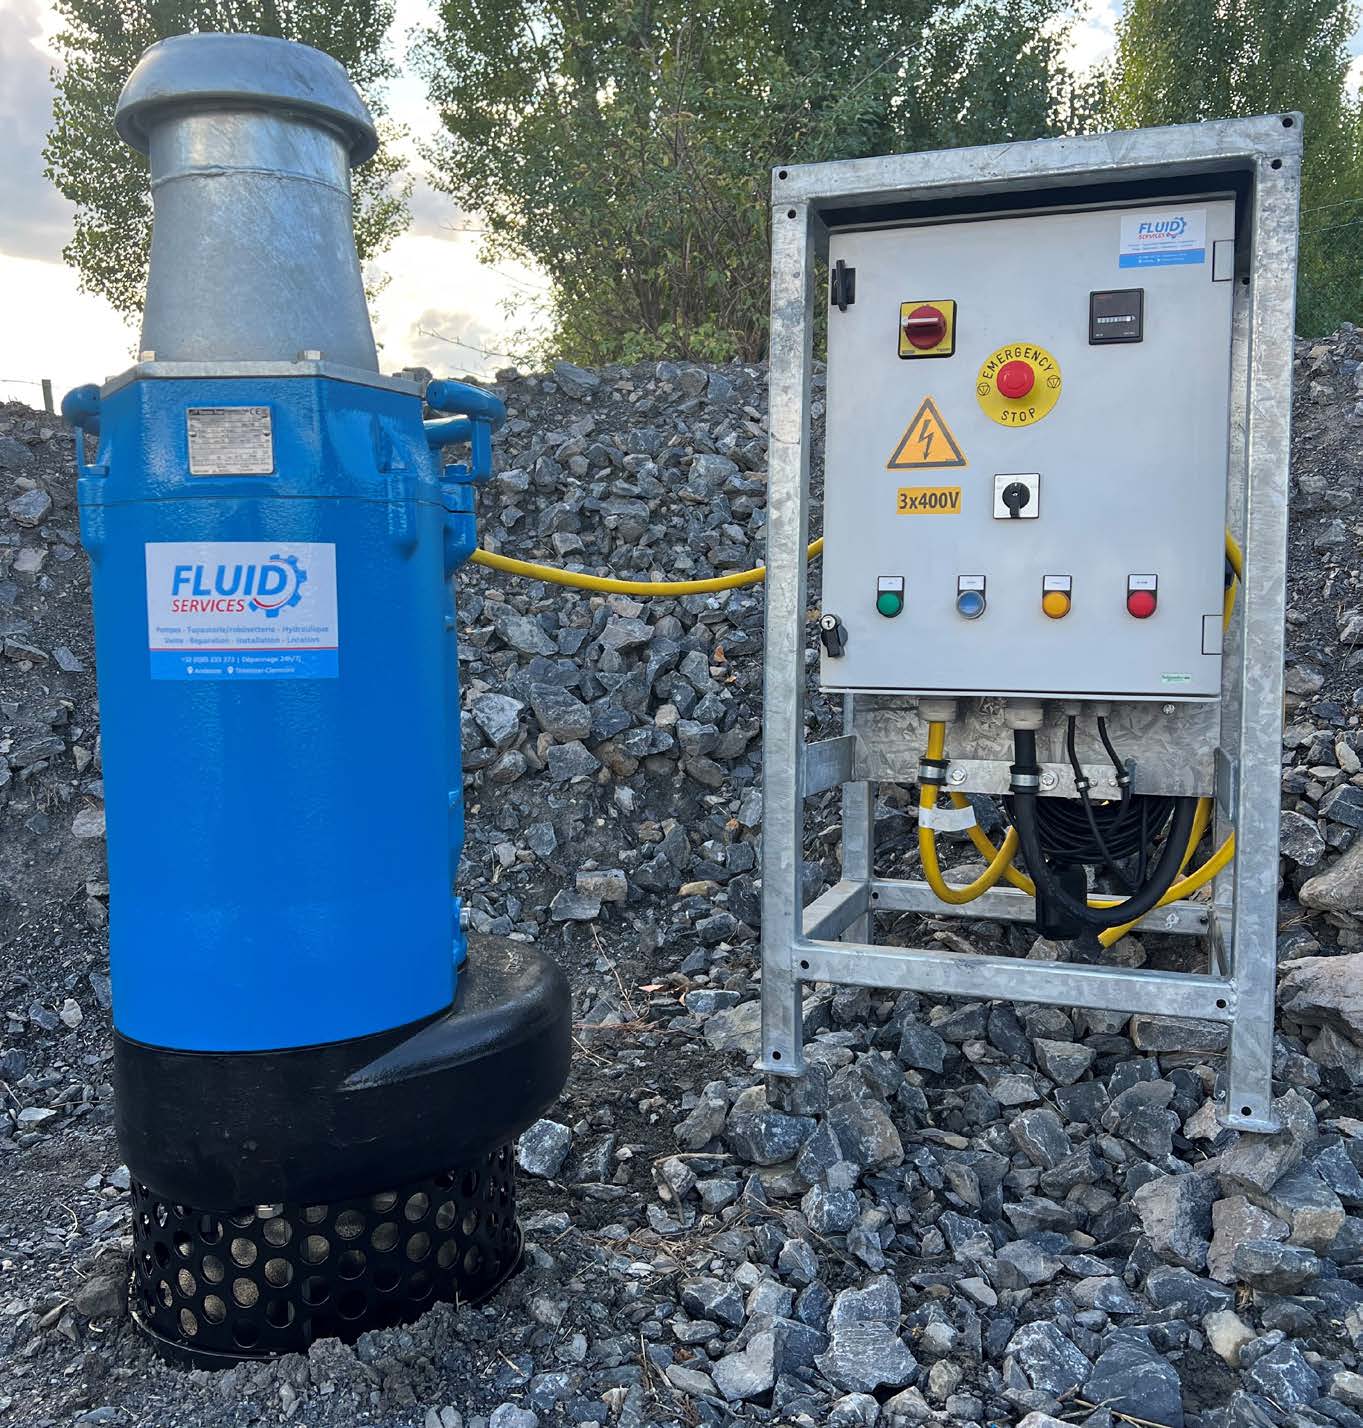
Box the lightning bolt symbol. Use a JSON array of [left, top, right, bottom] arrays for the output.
[[919, 421, 935, 460]]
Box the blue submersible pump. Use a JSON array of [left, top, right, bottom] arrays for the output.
[[62, 32, 570, 1365]]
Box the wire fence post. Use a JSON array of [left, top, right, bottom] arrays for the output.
[[41, 379, 53, 415]]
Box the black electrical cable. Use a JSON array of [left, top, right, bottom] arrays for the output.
[[1010, 728, 1199, 931], [1067, 715, 1134, 892], [1097, 716, 1130, 795]]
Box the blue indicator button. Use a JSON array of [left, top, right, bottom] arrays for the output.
[[956, 588, 986, 620]]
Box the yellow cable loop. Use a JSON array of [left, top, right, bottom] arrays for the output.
[[470, 539, 824, 596], [918, 721, 1022, 903]]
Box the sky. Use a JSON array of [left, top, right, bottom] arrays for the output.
[[0, 0, 1359, 408]]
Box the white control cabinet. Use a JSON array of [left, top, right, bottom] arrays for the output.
[[820, 200, 1236, 699]]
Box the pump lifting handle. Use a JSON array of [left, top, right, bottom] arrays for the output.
[[424, 378, 507, 483]]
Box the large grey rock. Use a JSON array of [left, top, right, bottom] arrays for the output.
[[1003, 1321, 1091, 1398], [528, 683, 591, 740], [74, 1273, 125, 1319], [681, 1278, 745, 1329], [1279, 953, 1363, 1042], [1202, 1308, 1255, 1367], [1298, 841, 1363, 912], [1084, 1336, 1184, 1428], [516, 1119, 571, 1178], [815, 1279, 917, 1394], [1248, 1159, 1346, 1250], [1308, 1024, 1363, 1078], [1217, 1090, 1317, 1195], [0, 435, 34, 468], [469, 692, 525, 748], [1132, 1171, 1218, 1271], [6, 487, 51, 527], [1008, 1108, 1070, 1170], [1242, 1339, 1322, 1411], [1231, 1239, 1321, 1292], [802, 1182, 858, 1235], [674, 1092, 727, 1151], [1279, 810, 1327, 868], [1310, 1140, 1363, 1207], [486, 605, 557, 655], [711, 1330, 777, 1401], [897, 1020, 947, 1073], [1033, 1037, 1095, 1085], [995, 1239, 1061, 1286], [549, 888, 599, 922], [551, 360, 600, 397], [1128, 1014, 1228, 1053], [826, 1096, 904, 1170], [702, 1000, 763, 1055], [724, 1086, 815, 1166], [1207, 1195, 1289, 1283]]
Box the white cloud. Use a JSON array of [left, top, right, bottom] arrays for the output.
[[1063, 0, 1119, 74], [0, 0, 78, 262]]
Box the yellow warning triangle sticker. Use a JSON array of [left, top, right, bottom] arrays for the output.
[[886, 396, 967, 470]]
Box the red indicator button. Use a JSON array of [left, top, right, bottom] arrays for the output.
[[903, 304, 947, 350], [1127, 588, 1158, 619], [996, 359, 1035, 400]]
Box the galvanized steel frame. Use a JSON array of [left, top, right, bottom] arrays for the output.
[[759, 116, 1302, 1131]]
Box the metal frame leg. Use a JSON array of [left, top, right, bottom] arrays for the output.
[[758, 200, 816, 1076], [1224, 149, 1300, 1132]]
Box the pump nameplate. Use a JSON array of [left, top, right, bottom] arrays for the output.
[[187, 406, 274, 476]]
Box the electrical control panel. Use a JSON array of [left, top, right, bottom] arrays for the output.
[[820, 200, 1236, 699]]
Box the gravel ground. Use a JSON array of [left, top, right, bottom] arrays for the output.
[[2, 334, 1363, 1428]]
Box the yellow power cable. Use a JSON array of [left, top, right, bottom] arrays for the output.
[[470, 539, 824, 596], [918, 722, 1022, 903]]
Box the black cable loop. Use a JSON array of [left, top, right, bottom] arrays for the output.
[[1010, 728, 1198, 932]]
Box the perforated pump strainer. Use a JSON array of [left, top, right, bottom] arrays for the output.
[[128, 1144, 519, 1365]]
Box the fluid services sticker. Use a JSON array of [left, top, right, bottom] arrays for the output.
[[144, 541, 339, 680], [1119, 209, 1206, 268]]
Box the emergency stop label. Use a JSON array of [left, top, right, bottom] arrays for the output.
[[1119, 209, 1206, 268], [144, 542, 339, 680]]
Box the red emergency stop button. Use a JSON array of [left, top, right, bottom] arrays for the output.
[[996, 360, 1035, 400], [903, 305, 947, 350]]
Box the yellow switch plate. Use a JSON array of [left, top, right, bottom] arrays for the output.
[[898, 299, 956, 359]]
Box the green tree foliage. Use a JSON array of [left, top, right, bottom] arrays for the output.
[[1107, 0, 1363, 336], [413, 1, 1095, 364], [44, 1, 409, 318]]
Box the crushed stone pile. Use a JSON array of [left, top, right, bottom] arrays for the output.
[[2, 332, 1363, 1427]]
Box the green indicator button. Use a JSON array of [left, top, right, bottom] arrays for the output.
[[876, 590, 904, 618]]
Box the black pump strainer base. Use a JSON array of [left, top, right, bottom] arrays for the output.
[[128, 1144, 520, 1367]]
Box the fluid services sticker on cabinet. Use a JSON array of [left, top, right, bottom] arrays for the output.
[[1118, 208, 1206, 268], [144, 542, 339, 680]]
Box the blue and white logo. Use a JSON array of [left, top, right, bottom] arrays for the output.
[[1120, 208, 1207, 268], [147, 541, 338, 681]]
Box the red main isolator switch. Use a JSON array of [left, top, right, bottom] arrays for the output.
[[897, 300, 956, 358], [903, 305, 947, 349], [1126, 575, 1158, 618]]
